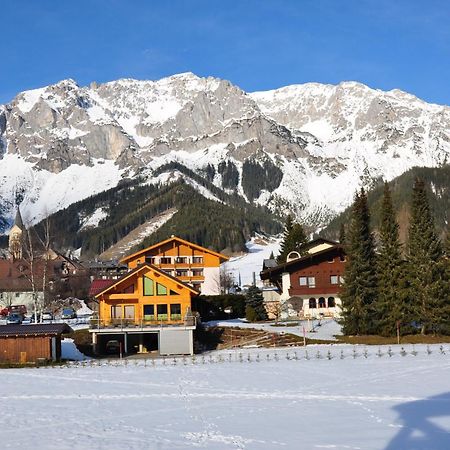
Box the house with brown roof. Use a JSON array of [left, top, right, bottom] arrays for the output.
[[120, 235, 229, 295], [260, 239, 346, 319]]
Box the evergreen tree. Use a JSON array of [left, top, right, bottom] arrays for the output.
[[375, 183, 410, 336], [340, 188, 378, 335], [339, 223, 346, 245], [407, 178, 444, 334], [277, 215, 294, 263], [245, 285, 267, 322], [277, 216, 308, 263], [269, 251, 275, 260]]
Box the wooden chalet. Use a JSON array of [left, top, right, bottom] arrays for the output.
[[119, 235, 229, 295], [260, 239, 346, 319], [91, 263, 199, 356]]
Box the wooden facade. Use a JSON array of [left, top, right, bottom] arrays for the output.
[[287, 248, 346, 297], [260, 242, 346, 318], [119, 236, 228, 295], [0, 324, 72, 363], [95, 263, 199, 326]]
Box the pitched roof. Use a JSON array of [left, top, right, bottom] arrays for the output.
[[95, 263, 200, 298], [120, 236, 229, 264], [89, 279, 115, 297], [14, 208, 24, 230], [0, 259, 47, 292], [260, 244, 345, 280], [300, 237, 339, 252], [0, 323, 72, 337]]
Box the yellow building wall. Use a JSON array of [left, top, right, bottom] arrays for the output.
[[98, 266, 193, 325]]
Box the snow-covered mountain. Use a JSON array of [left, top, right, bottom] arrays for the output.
[[1, 73, 449, 230]]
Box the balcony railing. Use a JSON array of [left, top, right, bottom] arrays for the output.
[[89, 316, 197, 331]]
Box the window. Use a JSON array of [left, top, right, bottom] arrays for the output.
[[340, 255, 346, 262], [143, 276, 154, 296], [15, 292, 20, 298], [300, 276, 315, 287], [327, 257, 334, 263], [111, 305, 122, 319], [146, 257, 155, 264], [175, 269, 188, 277], [328, 297, 336, 308], [170, 303, 182, 320], [169, 289, 180, 296], [157, 304, 168, 320], [192, 256, 203, 264], [339, 275, 345, 284], [192, 269, 203, 277], [309, 298, 317, 309], [160, 257, 171, 264], [318, 297, 326, 308], [175, 257, 188, 264], [143, 305, 154, 320], [124, 305, 135, 319], [330, 275, 339, 285], [156, 283, 167, 295]]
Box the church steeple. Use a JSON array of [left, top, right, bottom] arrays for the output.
[[9, 207, 24, 261], [14, 208, 24, 230]]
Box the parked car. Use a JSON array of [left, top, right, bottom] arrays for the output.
[[105, 340, 121, 354], [1, 305, 27, 317], [61, 308, 77, 320], [42, 312, 54, 321], [6, 313, 23, 324]]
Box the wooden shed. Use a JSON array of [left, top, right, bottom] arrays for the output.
[[0, 323, 73, 364]]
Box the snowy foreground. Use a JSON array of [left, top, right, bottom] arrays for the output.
[[2, 345, 450, 449]]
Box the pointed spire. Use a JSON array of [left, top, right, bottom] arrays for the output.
[[14, 208, 24, 230]]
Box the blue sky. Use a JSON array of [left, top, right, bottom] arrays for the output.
[[1, 0, 450, 104]]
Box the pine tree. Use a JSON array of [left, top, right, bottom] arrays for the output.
[[339, 223, 346, 245], [340, 188, 378, 335], [375, 183, 410, 336], [277, 215, 294, 263], [407, 178, 444, 334], [277, 216, 308, 263], [245, 285, 267, 321]]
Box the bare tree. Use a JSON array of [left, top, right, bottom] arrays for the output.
[[22, 216, 53, 322], [35, 216, 52, 317], [23, 227, 39, 323], [219, 266, 235, 294]]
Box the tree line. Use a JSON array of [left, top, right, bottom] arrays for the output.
[[340, 179, 449, 336]]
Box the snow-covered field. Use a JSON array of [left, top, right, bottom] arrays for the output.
[[2, 344, 450, 449]]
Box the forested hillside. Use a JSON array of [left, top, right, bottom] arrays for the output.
[[34, 166, 282, 258], [321, 165, 450, 243]]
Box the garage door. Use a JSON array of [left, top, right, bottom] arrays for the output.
[[159, 329, 193, 356]]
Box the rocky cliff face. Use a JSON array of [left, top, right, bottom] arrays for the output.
[[0, 73, 449, 230]]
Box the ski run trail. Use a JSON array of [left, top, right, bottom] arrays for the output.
[[1, 344, 450, 450]]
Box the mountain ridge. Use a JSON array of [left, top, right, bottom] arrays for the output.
[[1, 72, 449, 237]]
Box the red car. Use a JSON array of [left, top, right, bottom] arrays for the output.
[[0, 305, 27, 317]]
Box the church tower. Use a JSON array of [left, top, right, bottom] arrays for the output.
[[9, 208, 24, 260]]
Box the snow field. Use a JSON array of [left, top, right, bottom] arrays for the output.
[[2, 344, 450, 449]]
